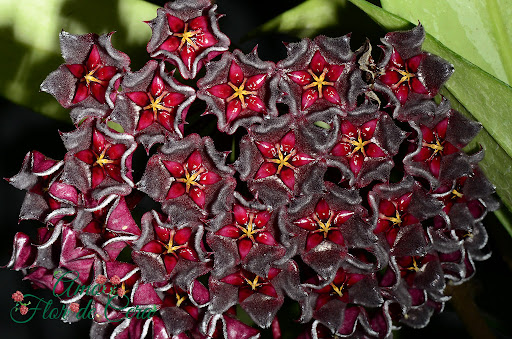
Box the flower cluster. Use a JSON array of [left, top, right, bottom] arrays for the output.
[[5, 0, 497, 338]]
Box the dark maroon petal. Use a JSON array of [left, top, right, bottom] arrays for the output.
[[259, 285, 278, 298], [96, 66, 117, 81], [295, 217, 317, 231], [326, 64, 344, 82], [157, 111, 174, 131], [200, 171, 221, 185], [331, 142, 352, 157], [141, 240, 165, 254], [179, 248, 199, 261], [323, 86, 340, 104], [160, 36, 180, 53], [341, 120, 357, 138], [167, 14, 185, 32], [361, 120, 377, 139], [90, 83, 107, 104], [222, 272, 245, 286], [290, 152, 313, 166], [73, 83, 89, 103], [256, 141, 277, 158], [151, 74, 166, 97], [306, 233, 323, 252], [164, 255, 178, 274], [254, 210, 271, 227], [280, 132, 295, 152], [279, 167, 295, 189], [366, 143, 386, 157], [246, 95, 266, 113], [327, 230, 344, 246], [106, 144, 126, 160], [163, 92, 185, 106], [350, 153, 364, 174], [186, 151, 203, 172], [315, 199, 330, 219]]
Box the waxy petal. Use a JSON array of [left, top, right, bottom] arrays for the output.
[[255, 232, 277, 245], [75, 149, 95, 164], [295, 217, 317, 231], [186, 151, 203, 172], [137, 110, 155, 131], [246, 95, 266, 113], [91, 166, 105, 188], [208, 84, 233, 99], [350, 153, 364, 175], [163, 161, 185, 178], [229, 61, 244, 87], [189, 187, 206, 208], [310, 50, 327, 74], [226, 98, 242, 122], [86, 45, 102, 70], [217, 225, 241, 239], [306, 233, 324, 252], [301, 88, 318, 110], [167, 182, 186, 199], [331, 142, 352, 157], [341, 121, 357, 138], [73, 83, 89, 103], [127, 91, 150, 107], [280, 167, 295, 189], [291, 152, 314, 166], [151, 74, 166, 97], [254, 210, 271, 227], [366, 143, 386, 158], [238, 239, 253, 259], [280, 132, 296, 152], [246, 74, 267, 90], [66, 64, 86, 78], [200, 171, 221, 185], [234, 205, 248, 225], [167, 14, 185, 33], [327, 64, 344, 82], [107, 144, 126, 160], [141, 240, 165, 254], [160, 36, 180, 53], [327, 230, 344, 246], [255, 162, 277, 179], [96, 66, 117, 81], [333, 211, 354, 225], [104, 164, 123, 182], [90, 82, 107, 103], [315, 200, 331, 220], [361, 120, 377, 140], [323, 86, 340, 104], [163, 92, 185, 106], [157, 110, 174, 131], [288, 70, 312, 86], [256, 141, 277, 158]]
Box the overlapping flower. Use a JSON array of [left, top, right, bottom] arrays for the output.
[[5, 1, 498, 338]]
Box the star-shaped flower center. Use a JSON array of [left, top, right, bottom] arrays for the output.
[[303, 68, 334, 98], [406, 257, 421, 272], [344, 130, 371, 157], [451, 189, 463, 199], [330, 281, 346, 297], [143, 91, 171, 118], [244, 275, 263, 291], [393, 68, 415, 89], [383, 210, 402, 227], [423, 135, 444, 159], [236, 213, 263, 242], [176, 166, 205, 193], [164, 231, 187, 255], [175, 291, 187, 307], [313, 212, 336, 238], [226, 78, 257, 108], [266, 145, 296, 174], [174, 23, 201, 51], [94, 149, 115, 167], [83, 65, 105, 86]]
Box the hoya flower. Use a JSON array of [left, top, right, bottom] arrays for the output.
[[110, 61, 196, 149], [328, 109, 407, 188], [277, 35, 354, 113], [138, 134, 235, 213], [41, 31, 130, 116], [198, 49, 276, 133], [60, 118, 136, 198], [377, 25, 453, 105], [146, 0, 230, 79]]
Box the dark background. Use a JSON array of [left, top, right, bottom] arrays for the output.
[[1, 0, 512, 338]]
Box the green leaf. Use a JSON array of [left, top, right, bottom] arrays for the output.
[[253, 0, 346, 39], [348, 0, 512, 161], [107, 121, 125, 134], [0, 0, 158, 122], [441, 87, 512, 236], [381, 0, 512, 85]]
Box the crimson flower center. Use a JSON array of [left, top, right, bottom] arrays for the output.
[[303, 68, 334, 98], [343, 130, 371, 157], [174, 23, 201, 50], [266, 145, 296, 174], [176, 166, 205, 193], [143, 91, 171, 118], [227, 78, 257, 108]]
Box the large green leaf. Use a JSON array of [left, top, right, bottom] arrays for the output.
[[0, 0, 158, 122], [381, 0, 512, 85]]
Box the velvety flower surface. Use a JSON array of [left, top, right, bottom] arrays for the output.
[[6, 2, 498, 339]]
